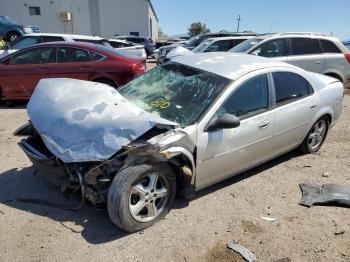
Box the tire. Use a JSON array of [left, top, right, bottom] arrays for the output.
[[299, 116, 329, 154], [107, 164, 176, 232], [7, 32, 21, 42], [94, 79, 116, 88]]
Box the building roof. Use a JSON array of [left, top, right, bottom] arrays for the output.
[[26, 33, 106, 40], [172, 52, 297, 80]]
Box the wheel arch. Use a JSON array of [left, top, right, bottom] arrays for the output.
[[6, 30, 22, 40], [323, 71, 344, 83]]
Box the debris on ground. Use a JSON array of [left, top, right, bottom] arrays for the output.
[[274, 258, 292, 262], [227, 240, 257, 262], [299, 183, 350, 207], [0, 210, 4, 214], [260, 216, 277, 222], [59, 221, 83, 233], [334, 229, 345, 236]]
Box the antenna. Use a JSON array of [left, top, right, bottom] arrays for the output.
[[236, 15, 241, 32]]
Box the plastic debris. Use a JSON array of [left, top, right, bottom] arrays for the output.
[[227, 240, 257, 262], [260, 216, 277, 222], [299, 183, 350, 207]]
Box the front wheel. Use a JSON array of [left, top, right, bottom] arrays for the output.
[[8, 32, 21, 42], [299, 116, 329, 153], [107, 164, 176, 232]]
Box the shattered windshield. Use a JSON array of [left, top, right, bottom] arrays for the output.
[[119, 62, 231, 127]]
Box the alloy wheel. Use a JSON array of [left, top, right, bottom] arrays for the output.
[[308, 119, 326, 150], [129, 172, 169, 223]]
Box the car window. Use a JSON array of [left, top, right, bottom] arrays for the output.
[[205, 40, 232, 52], [42, 36, 65, 43], [109, 41, 132, 48], [11, 37, 40, 49], [320, 39, 342, 53], [217, 74, 269, 120], [291, 38, 322, 55], [10, 47, 56, 64], [273, 72, 314, 105], [57, 47, 92, 63], [119, 62, 231, 127], [230, 38, 263, 53], [90, 51, 104, 61], [251, 39, 287, 57]]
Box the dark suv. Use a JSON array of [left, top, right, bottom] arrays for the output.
[[0, 16, 40, 42], [114, 36, 156, 56], [157, 31, 257, 64]]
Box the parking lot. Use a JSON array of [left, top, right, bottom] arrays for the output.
[[0, 86, 349, 261]]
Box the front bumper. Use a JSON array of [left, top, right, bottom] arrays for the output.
[[19, 139, 68, 186]]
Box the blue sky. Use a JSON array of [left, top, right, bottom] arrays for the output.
[[151, 0, 349, 40]]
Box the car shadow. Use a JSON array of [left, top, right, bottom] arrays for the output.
[[0, 150, 304, 244]]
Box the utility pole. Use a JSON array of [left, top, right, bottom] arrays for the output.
[[236, 15, 241, 32]]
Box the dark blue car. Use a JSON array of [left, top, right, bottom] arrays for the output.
[[0, 16, 40, 42]]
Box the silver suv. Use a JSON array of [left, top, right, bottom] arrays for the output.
[[230, 32, 350, 88]]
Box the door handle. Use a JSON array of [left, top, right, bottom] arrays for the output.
[[258, 120, 270, 130], [310, 105, 318, 109], [315, 61, 322, 64], [39, 66, 48, 70], [80, 66, 90, 69]]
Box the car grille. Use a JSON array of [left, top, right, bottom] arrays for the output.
[[32, 27, 41, 33]]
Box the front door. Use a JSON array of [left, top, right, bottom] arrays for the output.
[[0, 46, 56, 99], [196, 74, 274, 189]]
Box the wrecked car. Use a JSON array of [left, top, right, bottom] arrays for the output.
[[15, 53, 344, 232]]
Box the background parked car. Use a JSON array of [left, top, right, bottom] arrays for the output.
[[164, 36, 255, 62], [0, 16, 40, 42], [114, 35, 156, 56], [0, 42, 145, 101], [343, 40, 350, 50], [108, 39, 147, 59], [0, 33, 146, 59], [230, 32, 350, 88], [156, 31, 257, 64]]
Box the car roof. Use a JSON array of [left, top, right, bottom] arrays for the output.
[[205, 36, 255, 41], [172, 52, 298, 80], [25, 33, 106, 40], [28, 41, 101, 50]]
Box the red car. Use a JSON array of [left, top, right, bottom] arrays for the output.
[[0, 42, 145, 101]]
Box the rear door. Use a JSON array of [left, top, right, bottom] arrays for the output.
[[0, 46, 57, 99], [269, 71, 317, 156], [50, 47, 94, 80], [288, 38, 325, 73], [249, 38, 289, 62]]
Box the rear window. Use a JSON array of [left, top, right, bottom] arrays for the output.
[[273, 72, 314, 105], [320, 39, 342, 53], [42, 36, 65, 42], [291, 38, 322, 55], [11, 36, 40, 49]]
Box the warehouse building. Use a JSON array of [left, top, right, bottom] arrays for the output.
[[0, 0, 159, 40]]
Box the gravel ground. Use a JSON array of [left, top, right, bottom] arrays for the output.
[[0, 92, 349, 262]]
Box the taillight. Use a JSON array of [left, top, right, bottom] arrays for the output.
[[132, 62, 145, 75], [345, 54, 350, 64]]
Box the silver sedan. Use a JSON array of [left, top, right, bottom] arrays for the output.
[[16, 53, 344, 232]]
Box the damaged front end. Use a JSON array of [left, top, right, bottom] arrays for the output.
[[16, 79, 196, 206]]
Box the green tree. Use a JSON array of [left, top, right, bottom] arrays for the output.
[[188, 22, 210, 36]]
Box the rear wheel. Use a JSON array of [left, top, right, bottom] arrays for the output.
[[107, 164, 176, 232], [8, 32, 21, 42], [299, 116, 329, 153], [94, 79, 116, 87]]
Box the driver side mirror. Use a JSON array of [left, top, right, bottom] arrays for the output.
[[204, 113, 240, 132]]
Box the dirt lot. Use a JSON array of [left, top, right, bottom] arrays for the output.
[[0, 94, 349, 262]]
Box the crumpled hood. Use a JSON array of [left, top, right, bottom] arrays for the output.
[[27, 78, 176, 163]]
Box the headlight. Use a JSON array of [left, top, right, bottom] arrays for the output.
[[161, 49, 167, 57], [23, 27, 33, 34]]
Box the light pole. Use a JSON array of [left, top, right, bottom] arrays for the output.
[[237, 15, 241, 32]]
